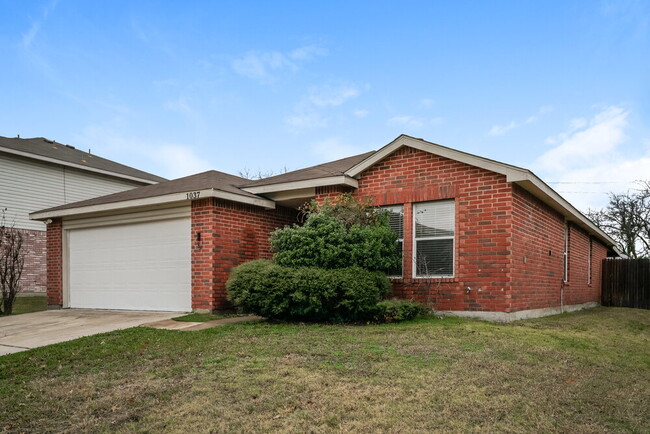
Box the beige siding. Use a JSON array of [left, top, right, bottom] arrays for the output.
[[0, 153, 146, 231]]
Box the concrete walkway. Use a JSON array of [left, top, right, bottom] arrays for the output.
[[0, 309, 180, 356], [140, 315, 263, 331]]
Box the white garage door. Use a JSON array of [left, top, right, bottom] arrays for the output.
[[67, 218, 191, 311]]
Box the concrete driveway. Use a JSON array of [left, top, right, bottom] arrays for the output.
[[0, 309, 181, 356]]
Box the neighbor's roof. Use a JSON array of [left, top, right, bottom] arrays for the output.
[[0, 136, 166, 184], [30, 170, 275, 218]]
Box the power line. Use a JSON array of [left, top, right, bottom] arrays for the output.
[[548, 181, 641, 185]]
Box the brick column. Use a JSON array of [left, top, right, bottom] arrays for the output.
[[191, 198, 220, 312], [46, 219, 63, 308]]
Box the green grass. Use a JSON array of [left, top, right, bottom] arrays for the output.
[[6, 294, 47, 315], [1, 307, 649, 433], [172, 312, 245, 322]]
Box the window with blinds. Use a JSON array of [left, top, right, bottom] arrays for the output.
[[413, 200, 455, 277], [382, 205, 404, 277]]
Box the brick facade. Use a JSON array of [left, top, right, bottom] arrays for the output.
[[314, 146, 609, 314], [46, 219, 63, 307], [42, 143, 612, 318], [191, 198, 297, 311], [18, 228, 47, 293]]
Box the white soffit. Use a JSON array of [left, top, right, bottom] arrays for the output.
[[242, 175, 358, 195]]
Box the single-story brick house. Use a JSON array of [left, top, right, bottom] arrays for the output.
[[31, 135, 619, 321]]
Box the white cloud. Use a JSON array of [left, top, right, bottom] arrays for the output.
[[388, 116, 443, 128], [164, 96, 193, 114], [538, 106, 628, 172], [353, 109, 369, 118], [153, 145, 212, 179], [232, 44, 327, 82], [231, 51, 295, 82], [285, 82, 362, 132], [289, 44, 328, 60], [488, 121, 518, 136], [284, 113, 328, 130], [488, 105, 553, 136], [308, 84, 360, 107], [533, 105, 648, 210], [75, 125, 212, 180], [311, 138, 365, 161], [21, 0, 58, 48]]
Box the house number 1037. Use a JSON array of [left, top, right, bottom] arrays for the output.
[[186, 191, 200, 200]]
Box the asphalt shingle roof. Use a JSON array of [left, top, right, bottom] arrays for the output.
[[0, 136, 167, 183], [34, 170, 257, 214], [240, 151, 375, 187]]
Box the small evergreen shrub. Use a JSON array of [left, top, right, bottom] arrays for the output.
[[270, 197, 400, 273], [373, 299, 428, 323], [226, 259, 391, 322]]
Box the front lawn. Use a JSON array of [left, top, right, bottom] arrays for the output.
[[1, 307, 649, 432], [7, 294, 47, 315], [172, 312, 246, 322]]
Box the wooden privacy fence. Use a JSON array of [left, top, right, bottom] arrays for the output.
[[601, 258, 650, 309]]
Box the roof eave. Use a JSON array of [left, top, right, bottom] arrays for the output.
[[0, 145, 162, 185], [241, 175, 359, 195], [30, 188, 275, 220]]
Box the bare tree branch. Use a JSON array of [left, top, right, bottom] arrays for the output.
[[586, 181, 650, 258]]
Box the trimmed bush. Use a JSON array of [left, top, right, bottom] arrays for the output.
[[226, 259, 391, 322], [271, 205, 400, 273], [373, 299, 428, 323]]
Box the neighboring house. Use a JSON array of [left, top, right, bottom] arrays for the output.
[[31, 135, 619, 321], [0, 136, 166, 292]]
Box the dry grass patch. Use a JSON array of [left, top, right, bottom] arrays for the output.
[[1, 307, 649, 433]]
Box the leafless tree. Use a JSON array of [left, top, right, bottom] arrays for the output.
[[0, 209, 25, 315], [587, 181, 649, 258], [238, 166, 289, 180]]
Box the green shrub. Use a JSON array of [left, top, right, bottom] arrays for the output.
[[373, 299, 429, 323], [270, 198, 400, 273], [226, 260, 391, 322]]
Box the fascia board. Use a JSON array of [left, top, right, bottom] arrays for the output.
[[0, 146, 160, 185], [241, 175, 358, 194], [30, 188, 275, 220], [345, 136, 525, 179]]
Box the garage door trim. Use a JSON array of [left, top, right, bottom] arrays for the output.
[[62, 207, 191, 310]]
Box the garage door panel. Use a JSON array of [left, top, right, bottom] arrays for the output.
[[68, 218, 191, 311]]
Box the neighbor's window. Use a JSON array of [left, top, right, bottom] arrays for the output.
[[382, 205, 404, 277], [413, 200, 455, 277]]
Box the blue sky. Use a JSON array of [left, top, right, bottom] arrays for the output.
[[2, 0, 649, 210]]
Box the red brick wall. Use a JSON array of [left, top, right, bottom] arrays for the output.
[[317, 146, 515, 312], [191, 198, 297, 311], [510, 185, 608, 310], [314, 146, 609, 314], [510, 185, 566, 310], [46, 219, 63, 307], [17, 229, 47, 293]]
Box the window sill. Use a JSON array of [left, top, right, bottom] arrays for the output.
[[390, 277, 459, 284]]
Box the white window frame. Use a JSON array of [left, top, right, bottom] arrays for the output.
[[381, 205, 404, 278], [413, 200, 455, 278], [587, 237, 594, 286], [563, 221, 569, 283]]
